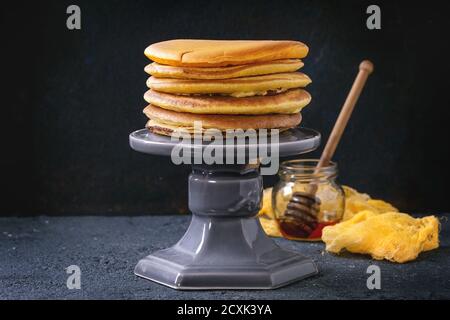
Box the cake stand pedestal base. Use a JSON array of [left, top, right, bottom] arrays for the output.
[[134, 163, 318, 290], [130, 128, 321, 290], [135, 215, 318, 290]]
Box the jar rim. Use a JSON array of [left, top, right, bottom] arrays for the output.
[[281, 159, 337, 169], [280, 159, 338, 177]]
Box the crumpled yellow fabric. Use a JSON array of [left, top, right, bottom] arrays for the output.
[[322, 210, 440, 263], [259, 216, 282, 237], [259, 187, 275, 219], [342, 186, 398, 221], [258, 188, 283, 237]]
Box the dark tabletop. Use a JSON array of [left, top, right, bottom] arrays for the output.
[[0, 215, 448, 300]]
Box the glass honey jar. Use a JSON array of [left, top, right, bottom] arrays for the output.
[[272, 159, 345, 241]]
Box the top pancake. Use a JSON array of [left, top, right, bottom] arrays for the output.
[[145, 39, 309, 67], [145, 59, 303, 80]]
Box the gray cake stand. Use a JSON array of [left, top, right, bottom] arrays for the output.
[[129, 128, 321, 290]]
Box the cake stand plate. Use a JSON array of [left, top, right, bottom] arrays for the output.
[[130, 128, 321, 290]]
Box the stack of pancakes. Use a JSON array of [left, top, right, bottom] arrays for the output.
[[143, 39, 312, 136]]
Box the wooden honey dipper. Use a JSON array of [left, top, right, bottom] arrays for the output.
[[281, 60, 374, 239]]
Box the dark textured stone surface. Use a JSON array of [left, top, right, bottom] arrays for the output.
[[0, 215, 448, 300]]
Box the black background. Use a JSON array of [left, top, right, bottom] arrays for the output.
[[1, 0, 449, 215]]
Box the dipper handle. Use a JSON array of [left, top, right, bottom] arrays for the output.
[[307, 60, 374, 195], [317, 60, 374, 169]]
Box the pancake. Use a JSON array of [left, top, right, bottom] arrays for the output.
[[144, 59, 304, 80], [145, 39, 309, 67], [144, 88, 311, 114], [146, 120, 293, 136], [146, 72, 311, 97], [143, 104, 302, 134]]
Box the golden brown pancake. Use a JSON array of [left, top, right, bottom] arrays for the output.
[[144, 59, 303, 80], [144, 39, 309, 67], [146, 72, 311, 97], [144, 88, 311, 114], [143, 104, 301, 135], [146, 120, 292, 136]]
